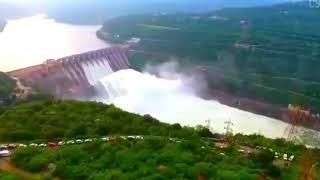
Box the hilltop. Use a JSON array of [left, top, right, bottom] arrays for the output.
[[0, 100, 206, 142]]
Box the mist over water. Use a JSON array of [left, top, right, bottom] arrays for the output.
[[0, 14, 109, 72], [92, 65, 320, 147]]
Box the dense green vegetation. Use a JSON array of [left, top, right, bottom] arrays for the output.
[[0, 100, 209, 142], [101, 2, 320, 112], [0, 100, 319, 179], [0, 72, 16, 105], [0, 171, 20, 180], [8, 136, 308, 180]]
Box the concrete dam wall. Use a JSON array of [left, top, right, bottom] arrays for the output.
[[9, 46, 130, 98]]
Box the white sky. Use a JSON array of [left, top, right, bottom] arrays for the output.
[[0, 0, 41, 4]]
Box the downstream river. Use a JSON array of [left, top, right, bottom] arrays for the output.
[[0, 14, 109, 72]]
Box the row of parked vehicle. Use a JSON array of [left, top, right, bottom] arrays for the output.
[[255, 146, 295, 161], [0, 135, 145, 151]]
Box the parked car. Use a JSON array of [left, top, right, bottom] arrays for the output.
[[0, 149, 10, 157], [48, 142, 59, 148], [0, 144, 8, 150], [76, 139, 84, 144], [58, 141, 65, 146], [19, 144, 27, 148], [135, 136, 143, 140], [66, 140, 75, 145], [289, 155, 295, 161], [85, 139, 93, 143], [29, 143, 38, 147], [39, 144, 47, 147], [283, 154, 288, 160], [100, 137, 108, 142], [8, 144, 18, 149]]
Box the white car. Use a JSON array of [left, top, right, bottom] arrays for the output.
[[238, 149, 245, 153], [66, 140, 75, 145], [76, 139, 84, 144], [135, 136, 143, 140], [269, 148, 274, 152], [127, 136, 135, 140], [0, 145, 8, 149], [39, 144, 47, 147], [58, 141, 65, 146], [120, 136, 127, 140], [85, 139, 93, 143], [283, 154, 288, 160], [19, 144, 27, 148], [289, 155, 295, 161], [100, 137, 108, 142], [8, 144, 18, 148], [29, 143, 38, 147]]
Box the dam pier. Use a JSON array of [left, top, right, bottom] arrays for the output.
[[8, 45, 131, 98]]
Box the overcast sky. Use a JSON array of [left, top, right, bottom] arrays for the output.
[[0, 0, 299, 4]]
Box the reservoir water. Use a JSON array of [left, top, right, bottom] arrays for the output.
[[0, 14, 109, 72]]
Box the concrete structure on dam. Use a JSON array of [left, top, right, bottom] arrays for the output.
[[8, 46, 131, 98]]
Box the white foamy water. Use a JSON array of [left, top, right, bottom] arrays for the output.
[[0, 14, 109, 72], [94, 69, 320, 147], [81, 57, 114, 85]]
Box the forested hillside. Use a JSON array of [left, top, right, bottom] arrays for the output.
[[0, 72, 15, 104], [0, 100, 319, 179], [8, 135, 313, 180], [101, 2, 320, 113], [0, 100, 206, 142]]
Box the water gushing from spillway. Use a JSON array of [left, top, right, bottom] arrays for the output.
[[92, 69, 320, 147], [81, 57, 114, 85]]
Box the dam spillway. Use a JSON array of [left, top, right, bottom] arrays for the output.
[[8, 46, 131, 97]]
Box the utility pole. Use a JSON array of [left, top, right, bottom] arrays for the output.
[[224, 119, 234, 135]]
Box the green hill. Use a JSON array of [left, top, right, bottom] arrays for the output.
[[0, 72, 16, 104], [8, 135, 310, 180], [0, 100, 319, 179], [100, 2, 320, 113], [0, 100, 203, 142]]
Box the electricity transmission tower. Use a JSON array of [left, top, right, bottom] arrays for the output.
[[224, 119, 234, 135], [284, 105, 307, 142], [205, 119, 213, 132]]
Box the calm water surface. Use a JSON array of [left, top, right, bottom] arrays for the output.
[[0, 14, 109, 72]]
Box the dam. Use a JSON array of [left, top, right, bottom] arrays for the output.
[[8, 46, 131, 98]]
